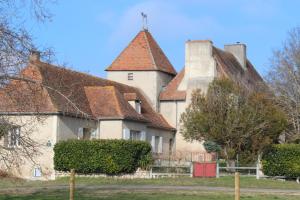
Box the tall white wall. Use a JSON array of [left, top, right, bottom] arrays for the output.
[[107, 71, 173, 111], [160, 40, 219, 154], [0, 115, 58, 180], [160, 101, 205, 153]]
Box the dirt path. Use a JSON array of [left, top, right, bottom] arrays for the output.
[[1, 185, 300, 195]]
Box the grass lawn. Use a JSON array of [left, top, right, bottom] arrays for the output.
[[1, 176, 300, 189], [0, 176, 300, 199], [0, 190, 299, 200]]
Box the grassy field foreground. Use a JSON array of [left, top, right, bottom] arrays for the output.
[[1, 176, 300, 189], [0, 190, 299, 200], [0, 176, 300, 199]]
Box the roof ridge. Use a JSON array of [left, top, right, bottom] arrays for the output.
[[38, 61, 146, 91], [143, 31, 157, 70], [145, 31, 171, 71], [106, 30, 177, 75]]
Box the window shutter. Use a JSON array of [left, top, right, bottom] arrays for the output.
[[140, 131, 146, 141], [16, 128, 20, 146], [151, 136, 155, 152], [122, 128, 130, 140], [91, 129, 97, 139], [3, 132, 8, 148], [78, 128, 83, 139], [158, 136, 163, 153], [8, 130, 12, 148]]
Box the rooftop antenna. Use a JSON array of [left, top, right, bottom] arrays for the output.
[[141, 12, 148, 30]]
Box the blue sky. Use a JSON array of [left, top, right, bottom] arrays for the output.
[[25, 0, 300, 78]]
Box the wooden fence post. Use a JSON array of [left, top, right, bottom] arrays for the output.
[[216, 153, 219, 178], [70, 169, 75, 200], [235, 172, 240, 200]]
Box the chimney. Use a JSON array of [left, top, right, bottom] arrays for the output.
[[224, 43, 247, 70], [29, 50, 40, 62], [178, 40, 216, 91]]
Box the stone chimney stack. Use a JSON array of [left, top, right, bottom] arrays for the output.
[[29, 50, 40, 62], [224, 43, 247, 70], [178, 40, 217, 92]]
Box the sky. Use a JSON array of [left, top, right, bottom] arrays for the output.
[[24, 0, 300, 78]]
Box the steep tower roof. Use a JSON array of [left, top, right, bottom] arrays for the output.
[[106, 30, 177, 76]]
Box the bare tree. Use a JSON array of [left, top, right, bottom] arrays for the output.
[[0, 0, 56, 171], [267, 27, 300, 142]]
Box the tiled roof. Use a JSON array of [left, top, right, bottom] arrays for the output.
[[0, 60, 175, 131], [159, 46, 263, 101], [106, 30, 177, 76], [213, 47, 263, 88], [84, 86, 146, 121], [159, 68, 186, 101], [123, 92, 139, 101]]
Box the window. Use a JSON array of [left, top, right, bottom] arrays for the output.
[[151, 136, 163, 153], [154, 136, 160, 153], [135, 100, 141, 114], [130, 130, 141, 141], [33, 167, 42, 177], [128, 73, 133, 80], [78, 127, 93, 140], [5, 127, 20, 148]]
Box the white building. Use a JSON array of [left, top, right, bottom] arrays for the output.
[[0, 29, 263, 179]]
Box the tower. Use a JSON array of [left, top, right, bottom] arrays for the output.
[[106, 29, 176, 111]]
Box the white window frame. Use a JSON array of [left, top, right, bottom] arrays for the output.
[[129, 130, 141, 141], [151, 135, 163, 153], [33, 166, 42, 177], [135, 100, 141, 114], [123, 128, 130, 140]]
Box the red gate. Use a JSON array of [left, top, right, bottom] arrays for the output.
[[193, 162, 216, 178]]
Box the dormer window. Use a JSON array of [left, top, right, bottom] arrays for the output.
[[128, 73, 133, 80], [124, 93, 141, 114], [135, 100, 141, 114]]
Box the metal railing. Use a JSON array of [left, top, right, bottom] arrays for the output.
[[216, 162, 260, 179]]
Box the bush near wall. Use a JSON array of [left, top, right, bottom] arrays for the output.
[[262, 144, 300, 178], [54, 139, 153, 175]]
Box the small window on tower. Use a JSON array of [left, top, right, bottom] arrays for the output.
[[128, 73, 133, 80]]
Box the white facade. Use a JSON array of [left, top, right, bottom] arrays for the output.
[[107, 71, 173, 111], [0, 114, 174, 180]]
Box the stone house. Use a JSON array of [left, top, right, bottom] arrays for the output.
[[0, 28, 262, 180]]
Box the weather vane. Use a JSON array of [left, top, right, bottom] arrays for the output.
[[141, 12, 148, 30]]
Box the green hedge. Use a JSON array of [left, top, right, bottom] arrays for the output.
[[54, 139, 153, 175], [262, 144, 300, 178]]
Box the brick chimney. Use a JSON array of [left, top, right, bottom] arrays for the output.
[[224, 43, 247, 70], [29, 50, 40, 62]]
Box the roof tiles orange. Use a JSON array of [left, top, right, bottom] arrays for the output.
[[106, 30, 177, 76]]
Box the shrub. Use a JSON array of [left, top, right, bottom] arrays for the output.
[[203, 141, 221, 153], [262, 144, 300, 178], [54, 139, 152, 175]]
